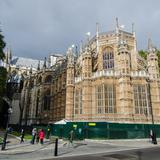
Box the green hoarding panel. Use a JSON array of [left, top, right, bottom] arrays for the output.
[[51, 122, 160, 140]]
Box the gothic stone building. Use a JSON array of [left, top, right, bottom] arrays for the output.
[[21, 23, 160, 125]]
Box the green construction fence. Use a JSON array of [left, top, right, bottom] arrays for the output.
[[50, 122, 160, 140]]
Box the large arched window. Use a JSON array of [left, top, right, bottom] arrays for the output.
[[103, 47, 114, 70], [44, 75, 52, 83], [43, 89, 51, 111], [96, 84, 116, 114], [74, 89, 82, 114], [30, 79, 34, 88], [36, 90, 40, 117], [38, 76, 42, 84]]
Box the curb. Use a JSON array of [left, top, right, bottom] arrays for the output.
[[53, 144, 160, 159], [0, 141, 54, 155]]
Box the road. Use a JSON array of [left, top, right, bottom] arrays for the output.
[[48, 147, 160, 160], [0, 144, 160, 160]]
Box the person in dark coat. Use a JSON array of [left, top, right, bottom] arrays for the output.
[[20, 129, 25, 143], [31, 128, 37, 144]]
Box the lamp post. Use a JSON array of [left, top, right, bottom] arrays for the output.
[[146, 78, 157, 144], [1, 107, 13, 150]]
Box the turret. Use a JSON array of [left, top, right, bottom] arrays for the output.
[[117, 32, 131, 75], [66, 47, 74, 85], [65, 47, 75, 120], [146, 38, 160, 121], [117, 31, 133, 118], [82, 45, 92, 79], [147, 38, 159, 79]]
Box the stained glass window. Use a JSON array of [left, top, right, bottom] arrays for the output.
[[74, 89, 82, 114], [133, 84, 150, 115], [103, 47, 114, 70], [96, 84, 116, 114]]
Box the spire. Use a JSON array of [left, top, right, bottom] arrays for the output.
[[67, 47, 74, 65], [37, 60, 40, 70], [115, 17, 119, 34], [148, 38, 156, 54], [29, 65, 32, 74], [75, 45, 78, 56], [96, 22, 99, 54], [148, 38, 152, 51], [132, 23, 136, 37], [43, 57, 47, 69], [80, 40, 83, 54], [5, 48, 9, 64], [96, 22, 99, 38], [8, 47, 12, 63]]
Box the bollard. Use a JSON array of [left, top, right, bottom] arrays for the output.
[[1, 131, 8, 150], [54, 138, 58, 156], [152, 132, 157, 145]]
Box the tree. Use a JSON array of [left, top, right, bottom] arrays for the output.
[[0, 30, 6, 60], [156, 50, 160, 70], [0, 30, 7, 112], [138, 50, 147, 60], [138, 49, 160, 73]]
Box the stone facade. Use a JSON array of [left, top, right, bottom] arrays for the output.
[[21, 22, 160, 125]]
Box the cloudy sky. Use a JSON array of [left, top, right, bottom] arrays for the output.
[[0, 0, 160, 59]]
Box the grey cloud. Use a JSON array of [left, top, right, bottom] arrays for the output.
[[0, 0, 160, 59]]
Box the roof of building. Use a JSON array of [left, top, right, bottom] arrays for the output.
[[10, 56, 44, 69]]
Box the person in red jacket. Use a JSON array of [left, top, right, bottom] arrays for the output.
[[39, 129, 45, 144]]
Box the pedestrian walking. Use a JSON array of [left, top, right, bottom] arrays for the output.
[[39, 129, 45, 144], [31, 128, 37, 144], [36, 129, 40, 143], [20, 129, 25, 143], [46, 127, 51, 139], [152, 132, 157, 144], [68, 130, 74, 147]]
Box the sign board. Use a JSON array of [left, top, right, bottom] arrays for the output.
[[88, 123, 96, 126], [73, 124, 77, 128]]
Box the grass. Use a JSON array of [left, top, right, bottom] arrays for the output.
[[11, 131, 32, 140], [24, 135, 32, 140], [0, 137, 3, 143]]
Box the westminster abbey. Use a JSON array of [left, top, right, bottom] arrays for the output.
[[20, 20, 160, 125]]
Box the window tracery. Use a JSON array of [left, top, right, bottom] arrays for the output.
[[103, 47, 114, 70]]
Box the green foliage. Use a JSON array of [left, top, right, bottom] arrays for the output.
[[0, 67, 7, 111], [0, 30, 6, 60], [0, 67, 7, 96], [0, 136, 3, 143], [12, 131, 32, 140], [138, 50, 147, 60], [138, 49, 160, 71], [156, 50, 160, 69], [0, 30, 7, 110]]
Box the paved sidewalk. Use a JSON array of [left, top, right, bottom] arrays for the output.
[[0, 138, 159, 155], [0, 131, 160, 159]]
